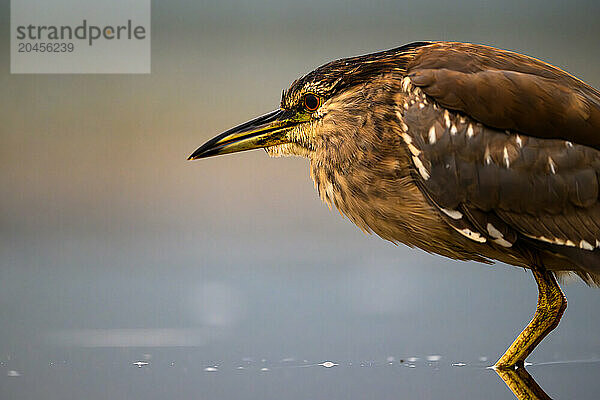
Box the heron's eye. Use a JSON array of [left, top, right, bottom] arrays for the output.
[[303, 93, 321, 112]]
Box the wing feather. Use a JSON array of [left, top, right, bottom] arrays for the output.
[[397, 81, 600, 279], [407, 42, 600, 150]]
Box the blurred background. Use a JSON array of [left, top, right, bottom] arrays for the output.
[[1, 0, 600, 399]]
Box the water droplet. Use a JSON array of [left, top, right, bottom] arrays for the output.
[[319, 361, 338, 368], [406, 364, 416, 368], [407, 357, 419, 362], [478, 356, 488, 362], [7, 370, 21, 377], [281, 357, 295, 362], [204, 366, 218, 372], [133, 361, 149, 368], [236, 366, 245, 370], [386, 356, 396, 362], [260, 367, 269, 372], [452, 362, 466, 367], [426, 355, 442, 362]]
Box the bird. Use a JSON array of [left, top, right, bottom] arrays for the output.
[[188, 41, 600, 369]]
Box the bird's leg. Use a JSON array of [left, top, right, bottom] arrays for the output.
[[495, 364, 552, 400], [495, 268, 567, 369]]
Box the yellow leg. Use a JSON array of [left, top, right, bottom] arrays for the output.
[[495, 365, 552, 400], [495, 268, 567, 369]]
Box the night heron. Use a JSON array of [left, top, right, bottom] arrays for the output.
[[189, 41, 600, 369]]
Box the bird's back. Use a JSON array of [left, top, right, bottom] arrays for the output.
[[308, 42, 600, 285]]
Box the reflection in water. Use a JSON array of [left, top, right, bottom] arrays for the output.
[[495, 366, 551, 400], [7, 350, 599, 398], [495, 358, 600, 399]]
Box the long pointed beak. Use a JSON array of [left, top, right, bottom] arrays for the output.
[[188, 109, 299, 160]]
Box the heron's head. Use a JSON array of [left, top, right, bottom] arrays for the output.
[[187, 78, 338, 161], [188, 43, 429, 161]]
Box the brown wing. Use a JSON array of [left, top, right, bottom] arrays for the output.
[[406, 42, 600, 150], [397, 80, 600, 284]]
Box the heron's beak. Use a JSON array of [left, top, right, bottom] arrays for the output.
[[188, 109, 300, 160]]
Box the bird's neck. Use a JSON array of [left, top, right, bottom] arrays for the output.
[[309, 102, 428, 244], [307, 75, 450, 249]]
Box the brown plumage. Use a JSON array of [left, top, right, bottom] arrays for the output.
[[189, 41, 600, 368]]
